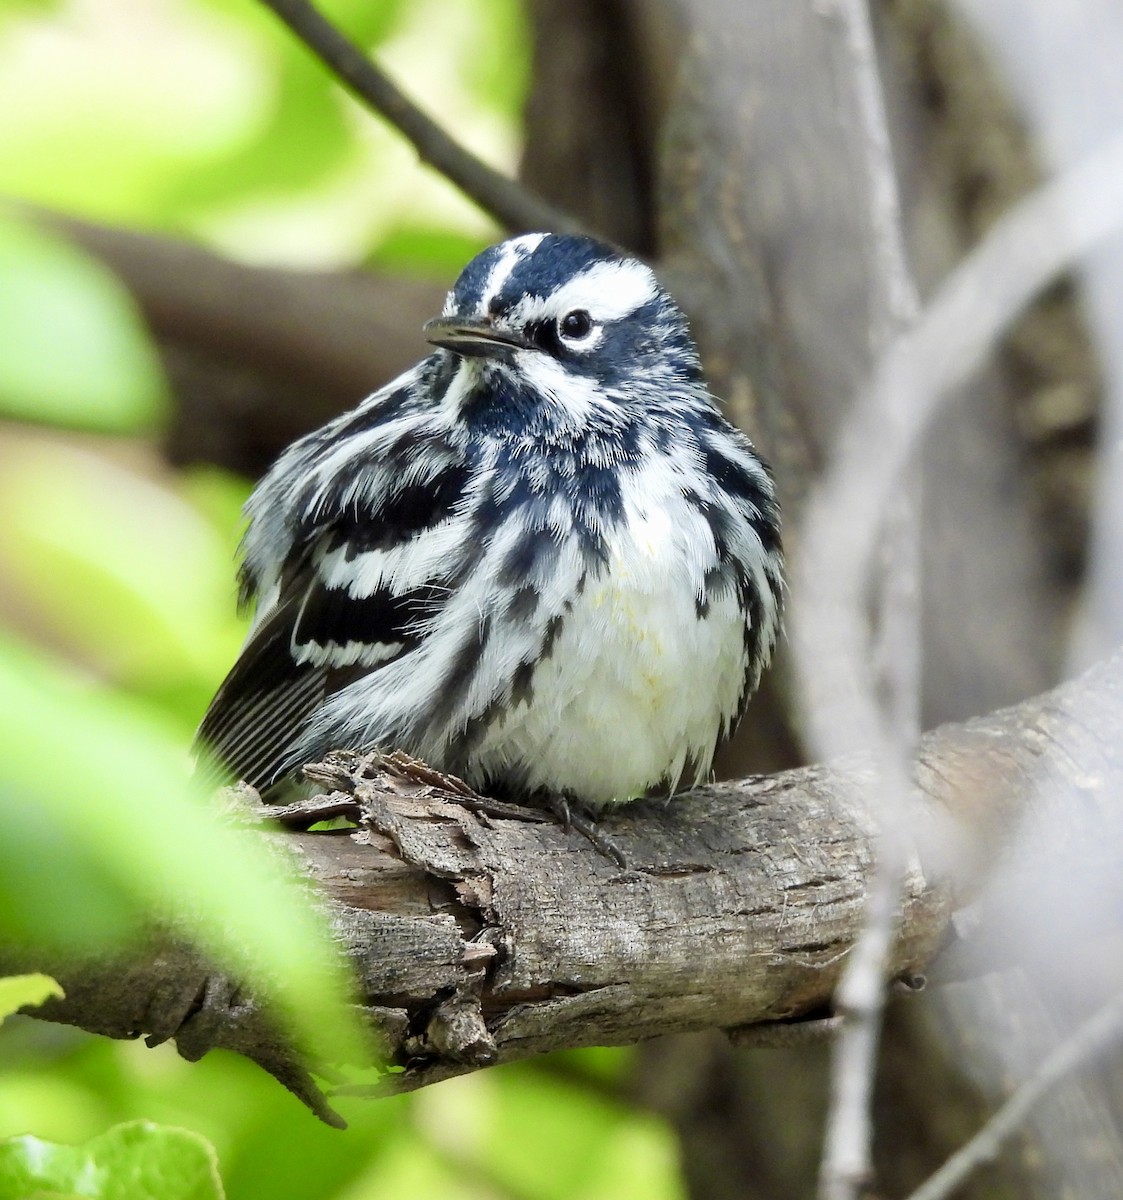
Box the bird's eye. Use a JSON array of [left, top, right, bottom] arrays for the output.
[[559, 310, 594, 341]]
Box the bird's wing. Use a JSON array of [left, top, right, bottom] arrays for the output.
[[196, 360, 475, 794], [195, 541, 446, 795], [194, 584, 330, 794]]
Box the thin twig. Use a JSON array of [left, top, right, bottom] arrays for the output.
[[258, 0, 583, 236], [810, 2, 923, 1197], [905, 989, 1123, 1200]]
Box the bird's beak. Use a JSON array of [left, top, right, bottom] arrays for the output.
[[424, 316, 536, 358]]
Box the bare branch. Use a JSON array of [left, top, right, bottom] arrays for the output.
[[258, 0, 583, 237], [5, 648, 1123, 1123], [905, 989, 1123, 1200], [808, 2, 924, 1196]]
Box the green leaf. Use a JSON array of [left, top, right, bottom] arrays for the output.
[[0, 974, 63, 1023], [0, 1120, 224, 1200], [0, 216, 167, 432]]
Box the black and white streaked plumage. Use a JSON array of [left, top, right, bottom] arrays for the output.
[[196, 233, 783, 811]]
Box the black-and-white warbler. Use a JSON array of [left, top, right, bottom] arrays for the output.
[[197, 233, 783, 812]]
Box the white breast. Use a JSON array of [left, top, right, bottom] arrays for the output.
[[467, 470, 748, 807]]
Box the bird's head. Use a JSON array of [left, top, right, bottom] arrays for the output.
[[424, 234, 704, 426]]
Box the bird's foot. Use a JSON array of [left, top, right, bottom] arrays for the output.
[[542, 793, 628, 868]]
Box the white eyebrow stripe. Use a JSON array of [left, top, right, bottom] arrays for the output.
[[518, 259, 660, 324], [478, 233, 546, 315]]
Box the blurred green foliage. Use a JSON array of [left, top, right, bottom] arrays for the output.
[[0, 215, 167, 431], [0, 0, 524, 268], [0, 1118, 225, 1200], [0, 1, 683, 1197]]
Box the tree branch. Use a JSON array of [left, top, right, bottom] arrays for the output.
[[5, 647, 1122, 1124], [812, 1, 925, 1195], [258, 0, 583, 237]]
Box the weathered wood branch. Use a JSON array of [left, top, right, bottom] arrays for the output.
[[5, 649, 1121, 1124]]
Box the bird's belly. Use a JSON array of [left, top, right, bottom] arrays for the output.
[[468, 545, 748, 808]]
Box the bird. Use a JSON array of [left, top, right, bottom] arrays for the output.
[[195, 232, 783, 820]]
